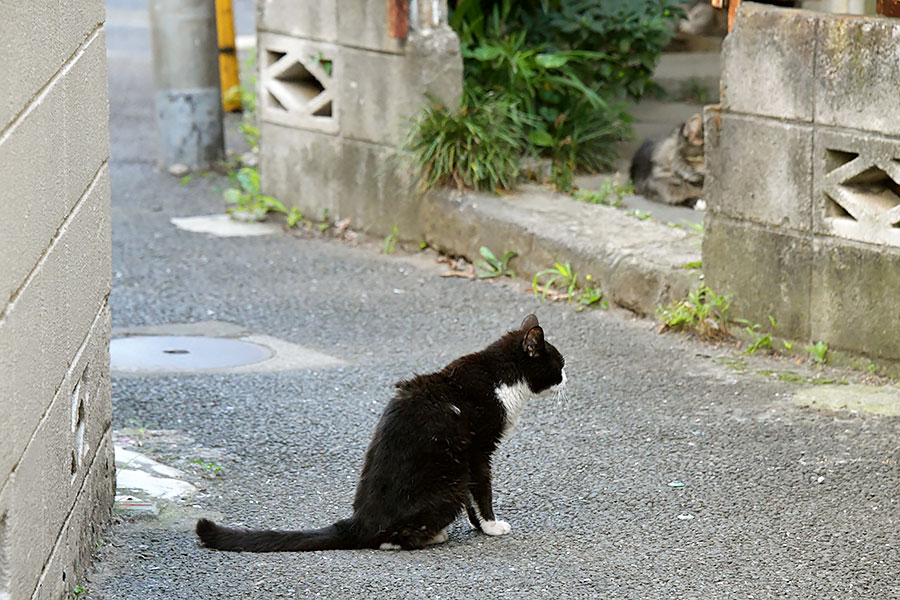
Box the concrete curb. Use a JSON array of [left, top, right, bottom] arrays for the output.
[[420, 184, 704, 315]]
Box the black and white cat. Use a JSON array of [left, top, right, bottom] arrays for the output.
[[196, 314, 566, 552]]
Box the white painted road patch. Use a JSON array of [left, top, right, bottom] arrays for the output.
[[171, 214, 283, 237], [115, 446, 197, 500]]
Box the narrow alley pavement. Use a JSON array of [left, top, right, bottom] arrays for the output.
[[86, 2, 900, 598]]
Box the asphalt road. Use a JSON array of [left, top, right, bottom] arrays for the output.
[[87, 3, 900, 599]]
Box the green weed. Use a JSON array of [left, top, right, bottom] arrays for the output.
[[658, 285, 731, 340], [533, 262, 578, 301], [736, 315, 777, 355], [73, 586, 86, 599], [679, 261, 702, 270], [805, 341, 828, 364], [474, 246, 517, 279], [575, 275, 607, 311], [575, 180, 634, 207], [190, 460, 222, 474], [383, 225, 399, 255], [628, 208, 652, 221], [224, 166, 302, 226], [403, 89, 534, 192]]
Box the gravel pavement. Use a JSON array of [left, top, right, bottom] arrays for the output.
[[87, 4, 900, 599]]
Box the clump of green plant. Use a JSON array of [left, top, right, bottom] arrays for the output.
[[403, 90, 533, 192], [576, 180, 634, 207], [628, 208, 652, 221], [533, 262, 578, 300], [575, 274, 607, 311], [383, 225, 399, 255], [805, 341, 828, 364], [736, 316, 776, 355], [658, 285, 731, 340], [224, 166, 302, 226], [223, 49, 260, 150], [73, 586, 86, 599], [190, 459, 222, 474], [474, 246, 517, 278]]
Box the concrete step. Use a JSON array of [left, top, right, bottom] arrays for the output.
[[421, 184, 703, 316]]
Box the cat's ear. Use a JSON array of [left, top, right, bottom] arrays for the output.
[[520, 314, 539, 331], [522, 326, 545, 358], [683, 114, 703, 145]]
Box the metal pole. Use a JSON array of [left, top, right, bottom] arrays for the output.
[[148, 0, 225, 171], [215, 0, 242, 112]]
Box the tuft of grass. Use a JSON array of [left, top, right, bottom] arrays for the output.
[[224, 167, 302, 227], [383, 225, 399, 255], [575, 275, 607, 311], [533, 262, 578, 301], [627, 208, 652, 221], [190, 459, 222, 474], [736, 315, 776, 355], [805, 341, 828, 364], [658, 285, 731, 340], [474, 246, 517, 279], [575, 179, 634, 207], [403, 89, 535, 193]]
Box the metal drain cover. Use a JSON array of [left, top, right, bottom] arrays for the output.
[[110, 336, 273, 372]]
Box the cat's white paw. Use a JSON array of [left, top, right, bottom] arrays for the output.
[[379, 542, 402, 550], [427, 529, 449, 545], [481, 520, 511, 536]]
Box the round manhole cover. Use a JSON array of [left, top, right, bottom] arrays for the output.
[[110, 336, 273, 372]]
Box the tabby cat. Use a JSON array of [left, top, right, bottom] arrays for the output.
[[630, 113, 705, 207], [196, 314, 567, 552]]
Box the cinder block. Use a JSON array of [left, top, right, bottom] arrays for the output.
[[340, 29, 462, 147], [812, 127, 900, 246], [340, 138, 422, 238], [30, 436, 114, 600], [0, 5, 104, 129], [0, 30, 110, 305], [815, 13, 900, 138], [259, 122, 342, 219], [722, 3, 817, 122], [0, 167, 111, 484], [702, 215, 812, 340], [258, 0, 337, 43], [810, 237, 900, 361], [258, 32, 340, 135], [704, 112, 814, 231], [336, 0, 405, 54], [0, 305, 111, 599]]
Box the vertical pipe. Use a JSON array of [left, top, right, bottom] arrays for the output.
[[148, 0, 225, 170], [215, 0, 242, 112]]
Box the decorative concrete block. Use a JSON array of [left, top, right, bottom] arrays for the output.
[[702, 215, 813, 340], [810, 237, 900, 361], [813, 127, 900, 246], [258, 0, 337, 43], [340, 139, 421, 237], [815, 13, 900, 138], [721, 3, 817, 122], [703, 111, 814, 231], [340, 28, 462, 146], [258, 32, 340, 135], [336, 0, 405, 54], [259, 122, 342, 218]]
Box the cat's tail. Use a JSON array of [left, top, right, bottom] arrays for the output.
[[195, 517, 357, 552]]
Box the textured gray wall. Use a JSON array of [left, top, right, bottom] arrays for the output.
[[703, 3, 900, 373], [257, 0, 462, 240], [0, 2, 115, 598]]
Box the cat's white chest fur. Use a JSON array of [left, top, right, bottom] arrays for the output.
[[495, 380, 531, 437]]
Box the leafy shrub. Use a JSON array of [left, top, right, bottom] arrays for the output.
[[403, 89, 534, 192]]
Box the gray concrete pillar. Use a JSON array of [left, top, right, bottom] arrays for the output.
[[149, 0, 224, 170]]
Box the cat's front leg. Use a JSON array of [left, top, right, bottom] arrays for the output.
[[467, 457, 511, 536]]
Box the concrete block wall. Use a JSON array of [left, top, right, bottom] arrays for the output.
[[258, 0, 462, 238], [703, 2, 900, 371], [0, 2, 114, 599]]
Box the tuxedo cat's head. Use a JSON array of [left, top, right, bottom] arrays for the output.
[[516, 314, 566, 397]]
